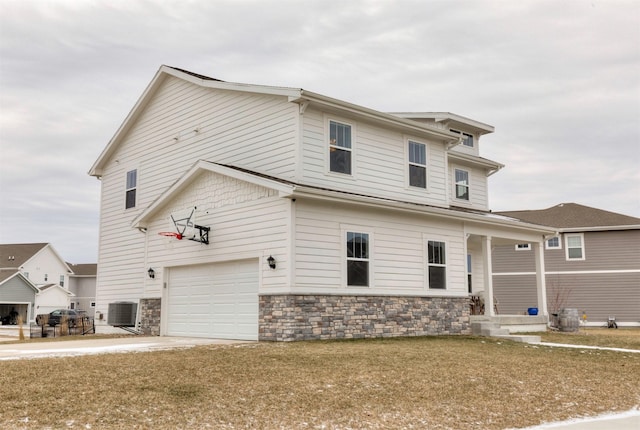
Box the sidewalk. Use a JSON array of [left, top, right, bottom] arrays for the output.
[[0, 336, 247, 360], [512, 409, 640, 429]]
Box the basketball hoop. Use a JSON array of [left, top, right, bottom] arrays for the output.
[[158, 232, 182, 240]]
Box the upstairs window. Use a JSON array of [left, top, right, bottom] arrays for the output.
[[329, 120, 352, 175], [427, 240, 446, 289], [408, 140, 427, 188], [566, 234, 585, 260], [125, 169, 137, 209], [455, 169, 469, 200], [450, 129, 474, 147], [346, 232, 369, 286], [546, 236, 561, 249], [59, 275, 64, 287]]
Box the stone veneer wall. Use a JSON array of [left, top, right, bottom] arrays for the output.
[[259, 295, 471, 341], [139, 298, 161, 336]]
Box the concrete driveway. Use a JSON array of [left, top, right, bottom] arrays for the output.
[[0, 336, 248, 360]]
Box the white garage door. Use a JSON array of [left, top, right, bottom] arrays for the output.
[[167, 259, 259, 340]]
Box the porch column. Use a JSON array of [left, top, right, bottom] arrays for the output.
[[533, 241, 548, 316], [482, 236, 495, 316]]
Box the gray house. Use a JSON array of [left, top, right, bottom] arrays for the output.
[[492, 203, 640, 326]]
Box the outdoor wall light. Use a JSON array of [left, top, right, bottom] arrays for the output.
[[267, 255, 276, 269], [148, 267, 155, 279]]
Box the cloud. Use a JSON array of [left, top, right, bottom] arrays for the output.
[[1, 0, 639, 263]]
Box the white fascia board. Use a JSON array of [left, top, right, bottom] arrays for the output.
[[29, 244, 73, 274], [289, 92, 460, 143], [164, 66, 302, 98], [132, 161, 294, 228], [290, 186, 555, 235], [559, 225, 640, 233], [89, 66, 303, 178], [89, 66, 170, 177], [447, 151, 505, 173], [389, 112, 495, 134]]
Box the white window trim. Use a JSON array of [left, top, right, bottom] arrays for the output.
[[565, 233, 586, 261], [326, 116, 356, 178], [425, 236, 448, 290], [124, 167, 139, 210], [405, 137, 428, 190], [450, 129, 474, 148], [341, 226, 373, 288], [453, 167, 470, 202], [515, 243, 531, 251], [545, 236, 562, 250]]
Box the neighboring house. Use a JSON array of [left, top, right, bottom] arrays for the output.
[[0, 243, 97, 323], [67, 263, 97, 312], [492, 203, 640, 326], [89, 65, 554, 341], [0, 269, 38, 324]]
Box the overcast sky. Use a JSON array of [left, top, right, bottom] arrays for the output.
[[1, 0, 639, 263]]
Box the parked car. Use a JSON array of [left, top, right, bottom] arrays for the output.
[[36, 309, 88, 327]]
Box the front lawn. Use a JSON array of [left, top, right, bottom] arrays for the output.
[[2, 335, 639, 429]]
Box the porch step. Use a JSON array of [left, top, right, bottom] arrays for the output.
[[471, 322, 509, 337]]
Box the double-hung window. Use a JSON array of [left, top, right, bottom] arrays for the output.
[[408, 140, 427, 188], [455, 169, 469, 200], [125, 169, 137, 209], [329, 120, 352, 175], [450, 129, 474, 147], [427, 240, 446, 289], [346, 232, 369, 286], [565, 234, 585, 260], [59, 275, 65, 287]]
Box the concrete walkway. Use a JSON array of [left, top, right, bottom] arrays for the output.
[[511, 409, 640, 429], [0, 336, 247, 360]]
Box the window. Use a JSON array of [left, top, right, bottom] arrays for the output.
[[329, 120, 352, 175], [427, 240, 446, 289], [467, 254, 472, 293], [450, 129, 474, 147], [565, 234, 585, 260], [515, 243, 531, 251], [546, 236, 561, 250], [408, 140, 427, 188], [125, 169, 137, 209], [59, 275, 64, 287], [90, 302, 96, 308], [346, 232, 369, 286], [455, 169, 469, 200], [44, 273, 48, 282]]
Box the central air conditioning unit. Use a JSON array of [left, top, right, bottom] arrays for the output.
[[107, 302, 138, 327]]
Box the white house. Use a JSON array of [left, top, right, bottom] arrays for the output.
[[89, 65, 554, 341]]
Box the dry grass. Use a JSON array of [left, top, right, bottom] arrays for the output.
[[1, 334, 639, 429]]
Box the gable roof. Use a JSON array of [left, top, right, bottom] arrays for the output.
[[37, 283, 75, 296], [0, 243, 73, 273], [67, 263, 97, 277], [133, 160, 555, 236], [0, 269, 40, 292], [0, 243, 48, 269], [89, 65, 464, 177], [497, 203, 640, 231]]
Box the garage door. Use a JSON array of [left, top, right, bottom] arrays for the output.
[[167, 259, 259, 340]]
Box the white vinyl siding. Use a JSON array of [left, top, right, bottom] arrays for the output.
[[449, 164, 488, 209], [302, 109, 448, 207], [294, 199, 467, 296], [94, 77, 297, 313]]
